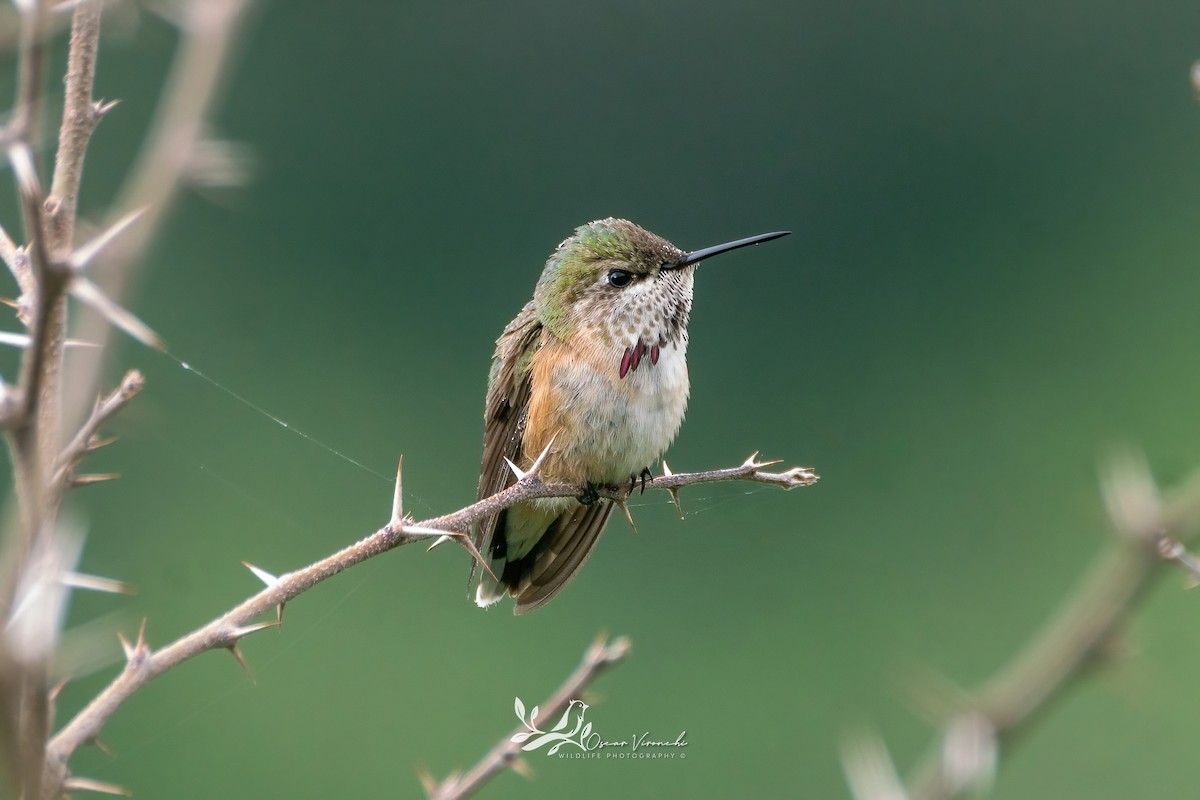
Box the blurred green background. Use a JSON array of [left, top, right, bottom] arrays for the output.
[[4, 0, 1200, 797]]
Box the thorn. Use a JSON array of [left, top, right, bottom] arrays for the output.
[[49, 677, 69, 704], [510, 756, 535, 780], [117, 632, 134, 661], [414, 526, 499, 581], [71, 472, 120, 487], [91, 736, 115, 757], [455, 533, 498, 581], [119, 619, 148, 663], [403, 524, 457, 539], [93, 98, 121, 118], [423, 535, 449, 553], [743, 450, 784, 469], [227, 644, 255, 683], [0, 331, 32, 348], [87, 434, 119, 452], [525, 434, 556, 479], [839, 728, 906, 800], [8, 142, 42, 198], [616, 498, 638, 534], [242, 562, 284, 624], [70, 276, 166, 350], [62, 777, 132, 797], [504, 456, 527, 482], [0, 296, 16, 308], [62, 572, 136, 595], [391, 455, 404, 526], [241, 561, 279, 587], [416, 766, 437, 796], [69, 207, 148, 271], [666, 487, 684, 518], [230, 620, 280, 639], [661, 460, 684, 519]]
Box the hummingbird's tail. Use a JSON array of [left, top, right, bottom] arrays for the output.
[[474, 498, 614, 614], [474, 559, 507, 608]]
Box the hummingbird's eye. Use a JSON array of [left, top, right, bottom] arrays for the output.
[[607, 269, 634, 288]]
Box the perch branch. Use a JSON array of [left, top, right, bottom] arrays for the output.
[[426, 633, 632, 800], [43, 454, 817, 792]]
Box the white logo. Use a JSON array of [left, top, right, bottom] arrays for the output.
[[510, 697, 688, 759]]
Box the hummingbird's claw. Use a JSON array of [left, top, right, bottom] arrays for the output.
[[638, 467, 654, 494], [577, 482, 601, 505]]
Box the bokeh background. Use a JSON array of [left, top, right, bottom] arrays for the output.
[[4, 0, 1200, 797]]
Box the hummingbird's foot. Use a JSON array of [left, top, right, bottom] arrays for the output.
[[577, 482, 601, 505], [629, 467, 654, 495]]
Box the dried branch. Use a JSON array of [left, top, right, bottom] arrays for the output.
[[0, 5, 74, 799], [44, 0, 103, 254], [842, 455, 1200, 800], [63, 0, 252, 430], [426, 633, 632, 800], [0, 4, 248, 798], [43, 454, 816, 793], [422, 451, 818, 535], [50, 369, 143, 498]]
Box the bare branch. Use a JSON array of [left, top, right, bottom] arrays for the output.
[[51, 369, 143, 496], [43, 454, 816, 791], [63, 0, 252, 430], [44, 0, 103, 254], [428, 634, 632, 800], [423, 454, 818, 535], [898, 454, 1200, 800]]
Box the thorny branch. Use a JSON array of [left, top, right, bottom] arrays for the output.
[[425, 633, 632, 800], [50, 369, 144, 499], [0, 3, 817, 799], [841, 455, 1200, 800], [0, 4, 99, 799], [0, 2, 250, 798], [63, 0, 253, 432], [44, 453, 816, 791]]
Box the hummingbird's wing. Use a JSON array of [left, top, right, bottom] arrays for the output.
[[513, 500, 615, 615], [472, 300, 542, 585]]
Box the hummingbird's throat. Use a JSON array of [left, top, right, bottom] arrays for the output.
[[618, 337, 660, 380]]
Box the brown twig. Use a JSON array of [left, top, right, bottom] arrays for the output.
[[1, 5, 65, 799], [63, 0, 252, 431], [44, 0, 104, 254], [43, 453, 816, 793], [50, 369, 143, 498], [842, 455, 1200, 800], [426, 633, 632, 800]]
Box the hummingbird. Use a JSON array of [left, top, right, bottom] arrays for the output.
[[472, 218, 790, 614]]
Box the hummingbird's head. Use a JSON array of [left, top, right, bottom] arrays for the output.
[[533, 218, 791, 355], [534, 218, 692, 348]]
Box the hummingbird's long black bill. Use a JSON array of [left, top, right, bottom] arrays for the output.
[[664, 230, 791, 270]]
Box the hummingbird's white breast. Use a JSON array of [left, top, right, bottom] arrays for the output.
[[531, 328, 690, 488], [525, 263, 696, 488]]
